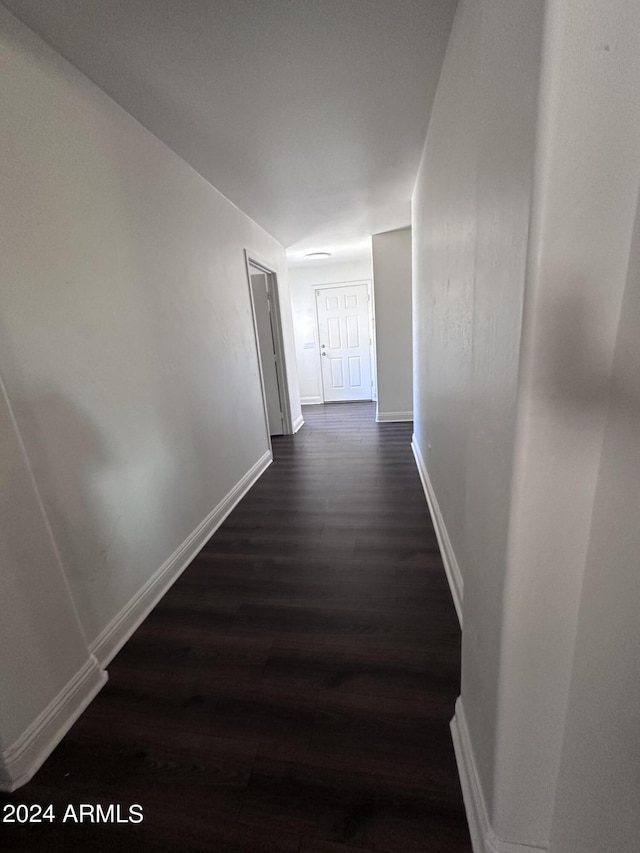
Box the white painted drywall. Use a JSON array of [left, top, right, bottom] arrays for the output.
[[549, 175, 640, 853], [497, 0, 640, 845], [413, 0, 480, 605], [414, 0, 640, 849], [0, 381, 94, 751], [372, 229, 412, 420], [0, 4, 299, 779], [289, 259, 373, 403], [413, 0, 544, 821]]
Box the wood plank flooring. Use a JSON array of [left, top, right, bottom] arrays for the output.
[[1, 402, 471, 852]]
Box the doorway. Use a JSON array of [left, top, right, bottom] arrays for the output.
[[315, 282, 374, 402], [245, 253, 292, 437]]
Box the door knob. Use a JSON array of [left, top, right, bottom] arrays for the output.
[[322, 352, 326, 356]]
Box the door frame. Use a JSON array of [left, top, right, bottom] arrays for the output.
[[313, 280, 377, 403], [244, 250, 294, 438]]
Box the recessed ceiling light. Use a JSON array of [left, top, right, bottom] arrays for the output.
[[304, 252, 332, 259]]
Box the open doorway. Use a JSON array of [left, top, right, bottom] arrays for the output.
[[245, 252, 293, 437]]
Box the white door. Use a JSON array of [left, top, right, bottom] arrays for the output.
[[316, 283, 372, 402], [250, 272, 284, 435]]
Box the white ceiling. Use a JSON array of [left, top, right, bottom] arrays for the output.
[[3, 0, 456, 265]]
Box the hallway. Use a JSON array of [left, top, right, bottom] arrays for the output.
[[2, 403, 470, 852]]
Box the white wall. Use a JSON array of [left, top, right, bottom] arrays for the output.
[[549, 174, 640, 853], [289, 258, 373, 403], [412, 0, 544, 820], [498, 0, 640, 846], [0, 381, 105, 789], [372, 229, 412, 421], [414, 0, 640, 850], [412, 0, 481, 612], [0, 6, 299, 788]]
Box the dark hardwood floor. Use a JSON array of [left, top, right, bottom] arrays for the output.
[[1, 402, 471, 852]]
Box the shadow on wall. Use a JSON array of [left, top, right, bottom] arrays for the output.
[[548, 187, 640, 853], [608, 188, 640, 416], [536, 170, 639, 413], [535, 285, 618, 410], [13, 390, 111, 613]]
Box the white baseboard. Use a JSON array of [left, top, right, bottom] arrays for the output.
[[0, 656, 107, 791], [300, 396, 323, 405], [451, 699, 547, 853], [292, 413, 304, 433], [376, 410, 413, 423], [411, 436, 463, 626], [90, 449, 272, 667]]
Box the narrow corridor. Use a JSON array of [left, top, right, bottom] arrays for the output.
[[2, 403, 470, 852]]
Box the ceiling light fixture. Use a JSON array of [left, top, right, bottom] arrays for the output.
[[304, 252, 332, 259]]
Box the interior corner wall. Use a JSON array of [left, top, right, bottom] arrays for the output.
[[289, 258, 373, 403], [0, 4, 298, 784], [412, 0, 544, 834], [0, 379, 105, 789], [417, 0, 640, 849], [549, 173, 640, 853], [495, 0, 640, 847], [372, 229, 412, 421]]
